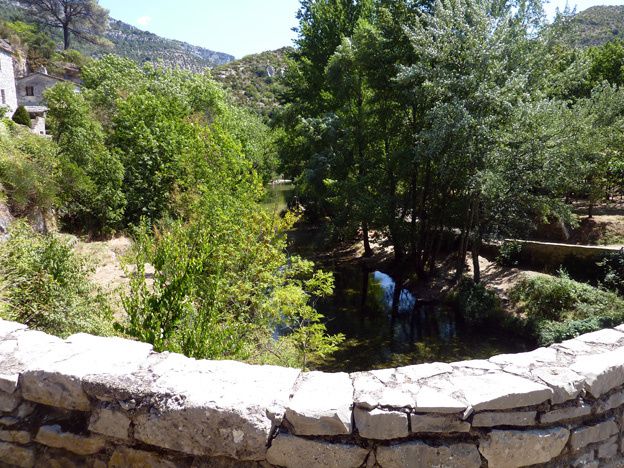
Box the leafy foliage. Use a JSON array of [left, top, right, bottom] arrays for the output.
[[11, 105, 31, 127], [510, 272, 624, 345], [0, 221, 114, 337]]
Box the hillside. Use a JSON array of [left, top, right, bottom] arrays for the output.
[[0, 0, 233, 71], [213, 48, 291, 118], [558, 5, 624, 48]]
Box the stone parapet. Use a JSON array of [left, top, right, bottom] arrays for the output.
[[1, 318, 624, 466]]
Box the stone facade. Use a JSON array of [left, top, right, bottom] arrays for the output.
[[3, 318, 624, 467], [15, 71, 67, 108], [0, 40, 18, 116]]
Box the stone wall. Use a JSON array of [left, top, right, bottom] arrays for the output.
[[0, 48, 18, 115], [483, 239, 620, 273], [3, 319, 624, 467]]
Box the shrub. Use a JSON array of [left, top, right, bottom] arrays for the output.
[[454, 278, 502, 324], [510, 272, 624, 345], [496, 240, 522, 267], [597, 249, 624, 295], [12, 106, 31, 128], [0, 221, 114, 337]]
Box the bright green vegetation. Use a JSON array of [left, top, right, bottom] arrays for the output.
[[0, 54, 339, 369], [214, 48, 290, 119], [0, 221, 114, 338], [281, 0, 624, 284], [510, 273, 624, 346]]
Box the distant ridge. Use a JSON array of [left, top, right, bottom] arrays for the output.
[[0, 0, 234, 71], [558, 5, 624, 48]]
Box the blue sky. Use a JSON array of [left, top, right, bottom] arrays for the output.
[[99, 0, 624, 59]]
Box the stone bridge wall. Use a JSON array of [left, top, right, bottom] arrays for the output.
[[2, 319, 624, 467]]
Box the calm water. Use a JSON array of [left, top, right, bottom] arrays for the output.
[[265, 184, 529, 372]]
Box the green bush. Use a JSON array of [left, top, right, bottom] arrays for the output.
[[597, 249, 624, 295], [510, 272, 624, 345], [496, 240, 522, 267], [454, 278, 502, 324], [0, 221, 115, 337], [12, 106, 31, 128]]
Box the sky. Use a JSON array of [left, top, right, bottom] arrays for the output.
[[99, 0, 624, 59]]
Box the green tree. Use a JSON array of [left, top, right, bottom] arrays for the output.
[[17, 0, 109, 50], [12, 106, 31, 127], [45, 83, 125, 234]]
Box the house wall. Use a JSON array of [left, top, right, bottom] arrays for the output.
[[16, 74, 63, 107], [2, 318, 624, 467], [0, 49, 18, 116]]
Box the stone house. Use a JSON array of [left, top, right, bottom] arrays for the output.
[[16, 70, 80, 135], [0, 39, 18, 116]]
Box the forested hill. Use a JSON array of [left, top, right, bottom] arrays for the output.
[[559, 5, 624, 48], [213, 48, 291, 118], [0, 0, 234, 71]]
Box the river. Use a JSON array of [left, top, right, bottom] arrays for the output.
[[264, 184, 529, 372]]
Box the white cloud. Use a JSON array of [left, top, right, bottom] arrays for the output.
[[136, 16, 152, 28]]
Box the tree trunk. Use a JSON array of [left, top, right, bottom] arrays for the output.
[[588, 202, 593, 219], [362, 221, 372, 257], [63, 25, 71, 50], [471, 198, 482, 284]]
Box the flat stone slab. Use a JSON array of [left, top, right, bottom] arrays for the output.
[[0, 329, 64, 394], [376, 441, 481, 468], [540, 403, 592, 424], [267, 433, 369, 468], [286, 371, 352, 435], [354, 408, 409, 440], [132, 353, 300, 461], [410, 414, 470, 433], [351, 363, 451, 409], [576, 329, 624, 345], [489, 347, 558, 367], [21, 333, 153, 411], [35, 425, 106, 455], [0, 321, 26, 340], [569, 419, 619, 451], [531, 366, 585, 404], [472, 411, 536, 427], [451, 372, 553, 411], [571, 348, 624, 397], [479, 427, 570, 468]]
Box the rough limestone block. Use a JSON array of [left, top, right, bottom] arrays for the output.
[[574, 450, 596, 467], [410, 414, 470, 433], [21, 333, 153, 411], [451, 372, 553, 411], [89, 406, 131, 440], [577, 329, 624, 345], [451, 359, 500, 371], [413, 386, 467, 414], [472, 411, 536, 427], [0, 430, 30, 444], [571, 348, 624, 397], [351, 363, 452, 410], [0, 329, 63, 394], [596, 388, 624, 413], [0, 320, 26, 340], [376, 441, 481, 468], [489, 347, 558, 367], [556, 339, 594, 355], [569, 419, 619, 451], [531, 366, 585, 404], [0, 441, 34, 467], [285, 371, 352, 435], [479, 427, 570, 468], [0, 391, 20, 412], [35, 425, 106, 455], [266, 433, 369, 468], [598, 436, 618, 459], [108, 447, 178, 468], [540, 403, 592, 424], [354, 407, 409, 439], [132, 354, 300, 460]]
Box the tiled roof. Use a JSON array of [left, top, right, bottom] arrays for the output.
[[24, 106, 48, 114]]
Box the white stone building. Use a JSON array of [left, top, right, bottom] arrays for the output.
[[0, 39, 18, 117]]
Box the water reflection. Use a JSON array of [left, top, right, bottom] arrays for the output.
[[317, 265, 528, 372]]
